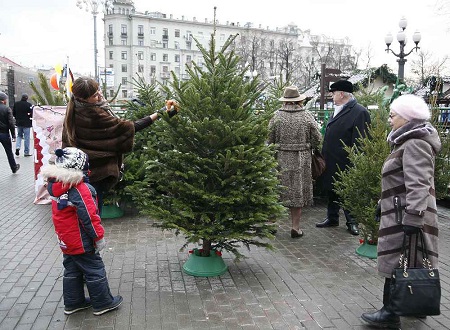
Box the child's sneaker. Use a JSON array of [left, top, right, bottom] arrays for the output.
[[64, 298, 92, 315], [93, 295, 123, 316]]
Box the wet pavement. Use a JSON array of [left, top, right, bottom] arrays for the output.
[[1, 150, 449, 329]]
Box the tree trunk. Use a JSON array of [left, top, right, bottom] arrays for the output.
[[202, 239, 212, 257]]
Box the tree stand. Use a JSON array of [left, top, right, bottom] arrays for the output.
[[101, 204, 124, 219], [182, 248, 228, 277], [356, 241, 377, 259]]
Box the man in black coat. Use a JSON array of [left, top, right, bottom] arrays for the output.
[[0, 92, 20, 173], [316, 80, 371, 235], [13, 93, 33, 156]]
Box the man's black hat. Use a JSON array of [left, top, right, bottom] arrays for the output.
[[329, 80, 353, 93]]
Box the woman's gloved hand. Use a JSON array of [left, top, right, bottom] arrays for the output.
[[375, 201, 381, 222], [165, 99, 179, 117], [403, 225, 420, 236]]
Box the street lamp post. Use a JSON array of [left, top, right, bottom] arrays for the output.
[[384, 17, 421, 82], [76, 0, 114, 81]]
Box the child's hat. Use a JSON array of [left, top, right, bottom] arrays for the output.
[[55, 147, 88, 171]]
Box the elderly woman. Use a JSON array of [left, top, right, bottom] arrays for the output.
[[63, 77, 178, 213], [268, 86, 322, 238], [361, 94, 441, 328]]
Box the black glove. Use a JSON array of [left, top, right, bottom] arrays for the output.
[[375, 202, 381, 222], [168, 108, 178, 118], [403, 225, 420, 236]]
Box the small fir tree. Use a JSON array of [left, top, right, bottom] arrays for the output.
[[429, 86, 450, 200], [131, 33, 284, 260]]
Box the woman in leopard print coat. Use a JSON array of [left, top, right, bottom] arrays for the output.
[[268, 86, 322, 238]]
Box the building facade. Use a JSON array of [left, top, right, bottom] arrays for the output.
[[103, 1, 354, 102]]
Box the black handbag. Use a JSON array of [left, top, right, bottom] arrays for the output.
[[389, 230, 441, 316], [311, 149, 326, 179]]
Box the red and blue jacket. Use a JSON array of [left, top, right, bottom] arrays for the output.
[[41, 165, 104, 255]]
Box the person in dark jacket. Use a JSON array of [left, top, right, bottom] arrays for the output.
[[13, 93, 33, 156], [315, 80, 371, 235], [0, 92, 20, 173], [361, 94, 441, 328], [62, 77, 178, 214], [41, 147, 123, 316]]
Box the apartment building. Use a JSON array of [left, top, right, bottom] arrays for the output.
[[103, 0, 353, 102]]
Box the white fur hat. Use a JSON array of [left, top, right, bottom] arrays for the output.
[[55, 147, 88, 171], [390, 94, 430, 121]]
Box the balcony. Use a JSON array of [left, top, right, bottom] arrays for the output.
[[107, 31, 113, 37], [160, 72, 170, 79], [162, 34, 169, 41], [121, 32, 128, 38], [138, 32, 144, 38]]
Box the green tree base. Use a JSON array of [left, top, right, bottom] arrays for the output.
[[355, 242, 377, 259], [182, 249, 228, 277]]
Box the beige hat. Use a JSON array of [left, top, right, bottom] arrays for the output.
[[278, 86, 306, 102]]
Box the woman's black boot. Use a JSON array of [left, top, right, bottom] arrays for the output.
[[361, 306, 400, 329]]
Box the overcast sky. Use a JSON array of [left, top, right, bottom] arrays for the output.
[[1, 0, 449, 78]]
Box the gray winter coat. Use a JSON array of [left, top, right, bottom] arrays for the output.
[[377, 120, 441, 277], [268, 104, 322, 208]]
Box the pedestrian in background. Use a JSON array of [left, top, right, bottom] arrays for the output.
[[62, 77, 178, 214], [268, 86, 322, 238], [315, 80, 371, 236], [0, 92, 20, 173], [13, 93, 33, 157], [361, 94, 441, 328], [41, 147, 123, 316]]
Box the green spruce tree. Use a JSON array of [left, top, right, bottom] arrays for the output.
[[133, 33, 284, 259]]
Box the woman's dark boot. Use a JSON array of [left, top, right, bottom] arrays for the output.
[[361, 278, 400, 328], [361, 306, 400, 329]]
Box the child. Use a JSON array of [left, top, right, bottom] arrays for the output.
[[41, 147, 122, 316]]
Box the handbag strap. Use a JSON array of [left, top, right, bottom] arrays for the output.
[[399, 230, 435, 277]]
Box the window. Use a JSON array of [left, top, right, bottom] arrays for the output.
[[174, 41, 179, 50], [121, 51, 127, 60], [186, 55, 192, 63], [138, 64, 144, 73], [162, 42, 168, 49], [122, 77, 127, 85], [109, 90, 114, 98], [163, 54, 168, 62], [162, 28, 168, 37], [150, 66, 156, 75], [138, 25, 144, 35], [108, 25, 113, 35], [121, 24, 127, 36], [150, 53, 156, 61], [175, 54, 180, 62], [109, 38, 113, 46], [175, 29, 180, 37], [197, 31, 203, 39], [122, 90, 128, 98], [137, 51, 144, 60], [109, 51, 113, 60], [138, 40, 144, 46], [121, 39, 126, 45], [150, 27, 156, 35], [121, 64, 127, 72]]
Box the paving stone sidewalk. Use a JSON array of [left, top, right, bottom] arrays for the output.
[[0, 151, 449, 330]]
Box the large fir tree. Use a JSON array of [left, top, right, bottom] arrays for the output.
[[132, 33, 284, 259]]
